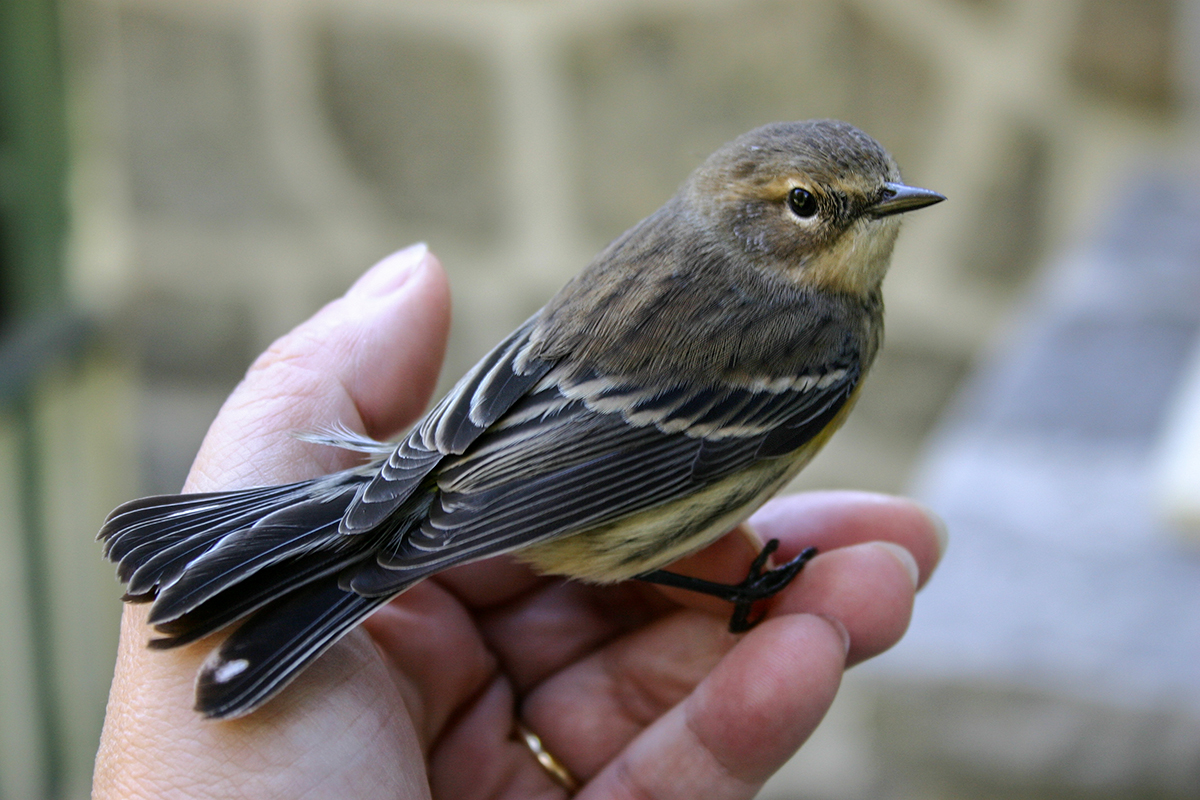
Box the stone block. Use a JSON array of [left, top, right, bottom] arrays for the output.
[[119, 8, 293, 221], [954, 124, 1050, 291], [1068, 0, 1178, 113], [562, 0, 939, 243], [317, 20, 503, 245], [970, 314, 1198, 442], [118, 289, 254, 384]]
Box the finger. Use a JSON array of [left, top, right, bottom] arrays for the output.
[[430, 676, 573, 800], [475, 579, 677, 694], [451, 540, 753, 697], [432, 554, 551, 609], [425, 558, 649, 699], [771, 541, 917, 667], [360, 581, 499, 746], [186, 243, 450, 492], [580, 613, 846, 800], [338, 244, 451, 437], [748, 490, 946, 588], [511, 542, 918, 779], [504, 499, 929, 781], [519, 610, 733, 778]]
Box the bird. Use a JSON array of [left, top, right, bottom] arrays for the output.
[[99, 119, 944, 719]]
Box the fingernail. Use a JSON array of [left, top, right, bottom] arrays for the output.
[[913, 502, 950, 557], [816, 614, 851, 656], [871, 541, 920, 589], [346, 243, 428, 298]]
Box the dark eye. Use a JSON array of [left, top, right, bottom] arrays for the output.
[[787, 187, 818, 218]]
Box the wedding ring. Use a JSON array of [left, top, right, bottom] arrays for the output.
[[514, 720, 581, 794]]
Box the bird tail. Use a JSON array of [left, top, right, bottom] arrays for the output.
[[193, 577, 392, 718], [99, 471, 372, 627], [99, 469, 433, 717]]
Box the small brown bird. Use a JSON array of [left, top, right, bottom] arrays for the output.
[[100, 119, 943, 719]]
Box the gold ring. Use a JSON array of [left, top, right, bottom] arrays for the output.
[[514, 720, 581, 794]]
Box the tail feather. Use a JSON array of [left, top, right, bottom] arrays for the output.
[[146, 520, 344, 626], [106, 485, 314, 589], [147, 549, 372, 648], [100, 470, 379, 640], [102, 485, 303, 566], [125, 527, 235, 596], [131, 491, 361, 601], [192, 577, 397, 719], [101, 475, 367, 601]]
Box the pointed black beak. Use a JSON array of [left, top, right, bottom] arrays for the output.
[[869, 182, 945, 218]]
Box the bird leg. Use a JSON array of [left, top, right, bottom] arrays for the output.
[[635, 540, 818, 632]]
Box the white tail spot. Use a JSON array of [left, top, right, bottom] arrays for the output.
[[212, 658, 249, 683]]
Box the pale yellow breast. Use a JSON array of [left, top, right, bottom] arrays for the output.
[[515, 386, 861, 583]]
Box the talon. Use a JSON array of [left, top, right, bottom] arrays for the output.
[[747, 538, 779, 575], [728, 543, 817, 633]]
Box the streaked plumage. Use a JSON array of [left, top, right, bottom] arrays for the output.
[[100, 119, 943, 719]]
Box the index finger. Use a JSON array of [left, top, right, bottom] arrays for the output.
[[748, 490, 946, 589]]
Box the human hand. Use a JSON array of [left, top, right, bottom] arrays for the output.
[[93, 245, 944, 799]]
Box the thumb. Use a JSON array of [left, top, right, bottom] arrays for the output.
[[185, 244, 451, 493]]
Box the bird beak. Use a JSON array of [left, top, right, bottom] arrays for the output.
[[869, 182, 945, 217]]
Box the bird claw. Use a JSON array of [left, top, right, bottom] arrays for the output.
[[727, 541, 818, 632], [634, 539, 819, 633]]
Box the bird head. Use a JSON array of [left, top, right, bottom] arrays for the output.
[[685, 119, 944, 297]]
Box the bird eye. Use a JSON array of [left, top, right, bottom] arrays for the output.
[[787, 187, 818, 219]]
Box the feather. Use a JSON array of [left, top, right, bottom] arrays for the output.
[[192, 577, 393, 719]]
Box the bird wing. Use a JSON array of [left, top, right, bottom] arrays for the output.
[[343, 359, 859, 593], [339, 315, 555, 533]]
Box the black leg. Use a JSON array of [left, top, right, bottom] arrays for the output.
[[635, 539, 818, 633]]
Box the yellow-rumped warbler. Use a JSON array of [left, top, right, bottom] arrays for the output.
[[100, 119, 943, 719]]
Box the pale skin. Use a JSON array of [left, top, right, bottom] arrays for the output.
[[93, 245, 945, 799]]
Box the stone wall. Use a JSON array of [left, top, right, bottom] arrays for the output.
[[62, 0, 1188, 495]]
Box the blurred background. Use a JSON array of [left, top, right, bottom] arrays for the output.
[[2, 0, 1199, 797]]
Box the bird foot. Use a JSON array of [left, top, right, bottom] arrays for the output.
[[635, 539, 818, 633]]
